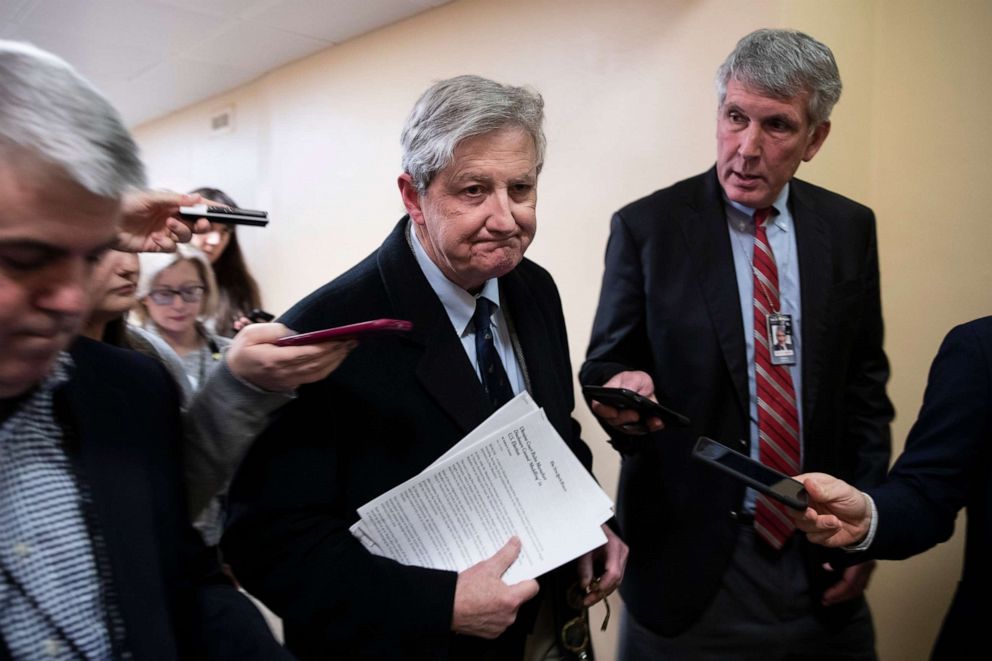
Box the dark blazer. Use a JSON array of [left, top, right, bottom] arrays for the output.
[[580, 168, 893, 636], [224, 218, 593, 660], [0, 338, 289, 661], [867, 317, 992, 659]]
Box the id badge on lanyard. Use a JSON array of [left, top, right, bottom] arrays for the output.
[[767, 313, 796, 366]]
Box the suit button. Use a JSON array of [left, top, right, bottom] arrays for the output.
[[729, 510, 740, 520], [738, 439, 747, 448]]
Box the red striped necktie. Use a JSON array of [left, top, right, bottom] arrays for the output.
[[752, 207, 800, 549]]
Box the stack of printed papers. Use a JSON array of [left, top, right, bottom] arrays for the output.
[[350, 393, 614, 583]]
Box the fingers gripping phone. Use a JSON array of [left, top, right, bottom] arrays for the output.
[[691, 436, 808, 511], [582, 385, 691, 431]]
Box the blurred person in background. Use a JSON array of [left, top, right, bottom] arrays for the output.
[[83, 249, 195, 394], [82, 249, 140, 345], [134, 245, 229, 393], [190, 187, 265, 337], [83, 246, 355, 545]]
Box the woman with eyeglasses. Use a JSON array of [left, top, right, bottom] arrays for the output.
[[189, 187, 265, 337], [135, 245, 231, 393]]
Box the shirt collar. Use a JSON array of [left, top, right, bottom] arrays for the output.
[[0, 352, 73, 431], [725, 183, 791, 233], [407, 220, 502, 337], [47, 352, 73, 390]]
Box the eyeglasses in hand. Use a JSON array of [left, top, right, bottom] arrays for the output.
[[560, 579, 611, 659], [147, 284, 206, 305]]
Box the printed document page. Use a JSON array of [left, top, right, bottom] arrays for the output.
[[352, 406, 611, 583], [428, 391, 540, 468]]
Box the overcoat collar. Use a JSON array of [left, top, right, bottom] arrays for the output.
[[375, 218, 560, 436]]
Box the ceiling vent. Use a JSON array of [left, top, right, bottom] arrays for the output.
[[210, 105, 234, 135]]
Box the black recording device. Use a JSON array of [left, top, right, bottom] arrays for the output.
[[178, 204, 269, 227]]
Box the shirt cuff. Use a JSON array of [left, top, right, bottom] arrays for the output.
[[844, 491, 877, 552]]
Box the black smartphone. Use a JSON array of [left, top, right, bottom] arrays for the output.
[[246, 308, 275, 323], [178, 204, 269, 227], [275, 319, 413, 347], [691, 436, 808, 511], [582, 385, 691, 429]]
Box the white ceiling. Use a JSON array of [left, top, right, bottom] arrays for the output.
[[0, 0, 451, 126]]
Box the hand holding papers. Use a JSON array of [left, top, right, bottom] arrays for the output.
[[451, 537, 540, 638], [350, 393, 614, 583]]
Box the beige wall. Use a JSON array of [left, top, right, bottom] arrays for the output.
[[133, 1, 992, 658]]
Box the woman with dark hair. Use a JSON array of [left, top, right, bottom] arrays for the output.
[[84, 249, 139, 345], [190, 187, 264, 336], [83, 249, 191, 390]]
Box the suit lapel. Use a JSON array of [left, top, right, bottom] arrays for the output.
[[500, 267, 558, 418], [62, 342, 177, 658], [63, 360, 155, 564], [790, 181, 831, 431], [682, 169, 749, 416], [377, 219, 493, 435], [54, 364, 145, 655]]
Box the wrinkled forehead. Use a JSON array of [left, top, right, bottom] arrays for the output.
[[725, 78, 814, 123], [444, 128, 540, 176]]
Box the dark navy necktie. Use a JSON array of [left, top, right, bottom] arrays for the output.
[[472, 296, 514, 409]]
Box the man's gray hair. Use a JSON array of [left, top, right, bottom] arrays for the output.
[[401, 75, 545, 193], [716, 29, 842, 127], [0, 40, 145, 196]]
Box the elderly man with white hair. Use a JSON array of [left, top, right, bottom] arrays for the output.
[[223, 75, 627, 661]]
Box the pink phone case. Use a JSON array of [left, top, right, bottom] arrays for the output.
[[274, 319, 413, 346]]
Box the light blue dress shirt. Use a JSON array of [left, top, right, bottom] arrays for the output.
[[725, 184, 804, 512], [407, 221, 526, 396]]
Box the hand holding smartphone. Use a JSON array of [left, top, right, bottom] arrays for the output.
[[691, 436, 808, 511], [275, 319, 413, 347], [582, 385, 691, 431]]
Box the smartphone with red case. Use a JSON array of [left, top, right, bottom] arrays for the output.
[[274, 319, 413, 346]]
